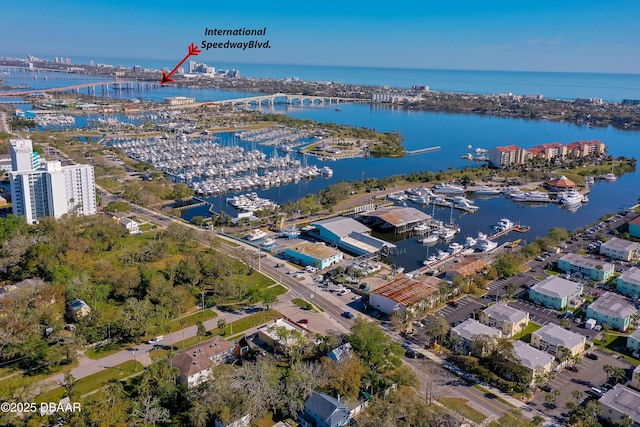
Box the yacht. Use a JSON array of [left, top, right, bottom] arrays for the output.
[[419, 233, 439, 245], [260, 238, 276, 247], [448, 242, 464, 254], [604, 172, 617, 181], [474, 186, 501, 196], [320, 166, 334, 177], [463, 235, 477, 249], [511, 191, 551, 203], [432, 183, 465, 194], [439, 225, 459, 240], [433, 196, 453, 207], [451, 196, 479, 212], [423, 254, 437, 265], [494, 218, 514, 232], [557, 190, 585, 206], [413, 222, 429, 233], [387, 192, 408, 202], [473, 232, 498, 252], [246, 229, 268, 241], [436, 249, 449, 260]]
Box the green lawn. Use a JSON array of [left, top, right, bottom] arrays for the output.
[[292, 298, 314, 310], [170, 309, 218, 333], [35, 360, 143, 404], [438, 397, 486, 424], [512, 322, 542, 343]]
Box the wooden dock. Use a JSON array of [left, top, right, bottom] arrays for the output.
[[405, 146, 441, 155]]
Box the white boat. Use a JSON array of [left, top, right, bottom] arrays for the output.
[[261, 238, 276, 247], [419, 232, 439, 245], [474, 186, 501, 196], [464, 236, 477, 248], [433, 197, 453, 207], [494, 218, 514, 232], [439, 226, 458, 240], [246, 229, 268, 241], [473, 232, 498, 252], [320, 166, 334, 177], [557, 190, 585, 206], [511, 191, 551, 203], [448, 242, 464, 254], [451, 196, 479, 212], [502, 186, 524, 197], [408, 195, 430, 204], [414, 223, 429, 233], [436, 249, 449, 260], [433, 183, 465, 194], [604, 172, 617, 181], [423, 254, 437, 265], [387, 192, 408, 202]]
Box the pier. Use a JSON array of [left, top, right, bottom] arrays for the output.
[[405, 146, 441, 155]]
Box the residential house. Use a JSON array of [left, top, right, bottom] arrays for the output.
[[298, 391, 350, 427], [617, 267, 640, 298], [450, 319, 502, 355], [68, 299, 91, 319], [172, 336, 235, 388], [599, 384, 640, 426], [530, 324, 586, 359], [214, 414, 251, 427], [585, 292, 638, 332], [284, 242, 343, 270], [327, 343, 353, 362], [557, 253, 614, 282], [444, 257, 489, 281], [627, 329, 640, 355], [479, 304, 529, 338], [257, 317, 310, 353], [368, 274, 439, 316], [529, 276, 583, 310], [512, 341, 554, 385], [600, 237, 640, 262], [120, 217, 140, 234]]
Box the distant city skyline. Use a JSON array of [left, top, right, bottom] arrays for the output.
[[2, 0, 639, 74]]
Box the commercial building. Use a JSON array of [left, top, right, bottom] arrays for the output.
[[528, 276, 583, 310], [600, 237, 640, 262], [369, 274, 439, 315], [530, 324, 586, 359], [10, 138, 40, 171], [450, 319, 502, 355], [479, 304, 529, 338], [557, 253, 615, 283], [10, 161, 97, 224], [512, 341, 555, 384], [599, 384, 640, 426], [617, 267, 640, 297], [284, 242, 343, 270], [310, 217, 395, 256], [163, 96, 195, 106], [172, 336, 235, 388], [585, 292, 638, 332], [360, 206, 431, 234]]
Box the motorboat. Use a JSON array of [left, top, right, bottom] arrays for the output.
[[436, 249, 449, 260], [414, 222, 429, 233], [511, 191, 551, 203], [494, 218, 514, 232], [387, 192, 408, 202], [439, 225, 459, 240], [463, 236, 477, 248], [557, 190, 585, 206], [450, 196, 479, 212], [448, 242, 464, 254], [474, 186, 501, 196], [423, 254, 437, 265], [246, 229, 268, 241], [260, 238, 276, 247], [432, 183, 465, 194], [604, 172, 617, 181], [433, 197, 453, 207], [473, 232, 498, 252], [419, 233, 439, 245]]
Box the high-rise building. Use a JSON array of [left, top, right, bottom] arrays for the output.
[[8, 139, 96, 224]]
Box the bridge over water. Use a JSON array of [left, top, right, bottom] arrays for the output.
[[0, 81, 161, 97], [202, 92, 365, 107]]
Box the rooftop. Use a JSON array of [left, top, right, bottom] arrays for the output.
[[360, 206, 431, 227], [532, 324, 585, 349], [512, 340, 554, 370], [531, 276, 582, 299], [601, 237, 640, 252], [452, 319, 502, 342], [619, 267, 640, 285], [312, 217, 370, 238], [171, 336, 235, 378], [599, 384, 640, 424], [560, 253, 614, 271], [588, 292, 637, 319], [286, 242, 342, 260], [303, 392, 350, 427], [483, 303, 529, 323], [372, 275, 438, 308], [258, 317, 309, 344]]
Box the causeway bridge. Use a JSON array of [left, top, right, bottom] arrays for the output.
[[0, 81, 161, 97], [203, 92, 366, 107]]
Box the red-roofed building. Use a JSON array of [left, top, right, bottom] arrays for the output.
[[565, 140, 605, 158], [629, 216, 640, 239], [530, 142, 566, 160], [545, 175, 577, 190], [488, 145, 528, 169], [369, 274, 440, 315]]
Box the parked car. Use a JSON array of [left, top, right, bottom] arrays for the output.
[[148, 335, 164, 344], [448, 300, 459, 307], [297, 319, 309, 324], [586, 352, 599, 360], [342, 311, 355, 319]]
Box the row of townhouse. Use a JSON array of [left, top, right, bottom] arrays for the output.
[[488, 139, 605, 168]]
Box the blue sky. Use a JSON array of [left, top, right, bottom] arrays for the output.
[[2, 0, 639, 73]]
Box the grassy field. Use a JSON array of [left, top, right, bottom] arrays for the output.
[[35, 360, 143, 404], [170, 309, 218, 333], [437, 397, 486, 424], [512, 322, 542, 343]]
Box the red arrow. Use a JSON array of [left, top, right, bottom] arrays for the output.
[[160, 42, 202, 84]]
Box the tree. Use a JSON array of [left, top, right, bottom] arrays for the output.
[[544, 390, 558, 409], [321, 355, 365, 401], [559, 318, 572, 329], [262, 288, 279, 311], [196, 321, 206, 341], [172, 183, 193, 204], [503, 282, 519, 299], [347, 318, 403, 373]]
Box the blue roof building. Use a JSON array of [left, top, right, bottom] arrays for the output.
[[299, 392, 350, 427]]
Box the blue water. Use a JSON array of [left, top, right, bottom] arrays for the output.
[[3, 60, 640, 101], [2, 64, 640, 269]]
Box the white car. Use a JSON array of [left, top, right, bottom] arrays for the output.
[[148, 335, 164, 344]]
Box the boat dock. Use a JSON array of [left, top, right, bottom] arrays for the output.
[[405, 146, 441, 155]]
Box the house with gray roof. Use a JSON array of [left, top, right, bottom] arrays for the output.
[[479, 304, 529, 337], [529, 276, 583, 310], [298, 391, 350, 427], [586, 292, 638, 331], [328, 343, 352, 362], [171, 336, 236, 388], [531, 324, 586, 358], [617, 267, 640, 298], [557, 253, 614, 282], [600, 237, 640, 262], [627, 328, 640, 355], [599, 384, 640, 426], [512, 341, 554, 384], [450, 319, 502, 355]]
